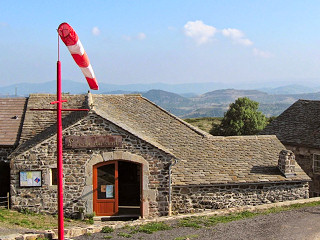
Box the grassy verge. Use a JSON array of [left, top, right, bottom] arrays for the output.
[[177, 200, 320, 229], [95, 201, 320, 239], [1, 200, 320, 236], [0, 208, 89, 230], [128, 222, 172, 234]]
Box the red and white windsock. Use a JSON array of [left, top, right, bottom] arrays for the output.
[[58, 22, 99, 90]]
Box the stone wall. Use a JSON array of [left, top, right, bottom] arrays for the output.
[[285, 145, 320, 197], [10, 113, 172, 218], [172, 182, 309, 214]]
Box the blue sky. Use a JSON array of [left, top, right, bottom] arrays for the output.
[[1, 1, 320, 88]]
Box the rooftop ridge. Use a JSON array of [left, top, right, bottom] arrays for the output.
[[297, 99, 320, 102], [93, 94, 142, 97], [28, 93, 87, 97], [0, 97, 27, 100], [207, 134, 279, 141]]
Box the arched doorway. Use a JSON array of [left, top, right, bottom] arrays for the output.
[[93, 160, 142, 216]]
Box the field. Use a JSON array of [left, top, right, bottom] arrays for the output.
[[184, 117, 222, 133]]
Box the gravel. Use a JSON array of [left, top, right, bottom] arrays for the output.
[[73, 206, 320, 240]]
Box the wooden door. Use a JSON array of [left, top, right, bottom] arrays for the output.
[[93, 161, 118, 216]]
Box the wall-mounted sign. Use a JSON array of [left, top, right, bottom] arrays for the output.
[[64, 135, 122, 149], [20, 171, 42, 187]]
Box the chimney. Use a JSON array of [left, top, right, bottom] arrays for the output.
[[278, 150, 296, 177]]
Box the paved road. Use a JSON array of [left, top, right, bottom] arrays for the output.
[[74, 206, 320, 240]]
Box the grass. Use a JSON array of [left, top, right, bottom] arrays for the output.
[[2, 200, 320, 238], [174, 234, 199, 240], [184, 116, 276, 133], [0, 207, 88, 230], [130, 222, 172, 234], [178, 217, 203, 228], [184, 117, 222, 133], [101, 226, 114, 233], [118, 232, 132, 238], [177, 201, 320, 229]]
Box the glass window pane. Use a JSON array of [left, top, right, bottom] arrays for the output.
[[97, 164, 115, 199]]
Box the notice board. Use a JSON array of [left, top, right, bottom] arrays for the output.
[[19, 171, 42, 187]]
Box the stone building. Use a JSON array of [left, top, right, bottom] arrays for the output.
[[261, 99, 320, 197], [8, 93, 310, 218], [0, 98, 26, 199]]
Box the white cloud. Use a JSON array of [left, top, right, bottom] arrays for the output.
[[253, 48, 273, 58], [222, 28, 253, 46], [184, 20, 217, 45], [92, 27, 100, 36], [222, 28, 244, 39], [123, 33, 146, 41], [137, 32, 146, 40]]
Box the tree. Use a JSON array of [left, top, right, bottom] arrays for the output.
[[209, 97, 267, 136]]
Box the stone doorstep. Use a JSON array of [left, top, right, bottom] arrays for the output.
[[2, 196, 320, 240]]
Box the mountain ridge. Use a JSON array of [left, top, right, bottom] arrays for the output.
[[2, 81, 320, 118]]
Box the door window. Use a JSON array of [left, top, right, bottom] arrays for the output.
[[97, 164, 115, 199]]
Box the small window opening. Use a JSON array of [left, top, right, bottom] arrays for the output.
[[51, 168, 57, 186], [313, 154, 320, 173]]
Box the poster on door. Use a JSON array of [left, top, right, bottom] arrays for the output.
[[20, 171, 42, 187], [106, 185, 114, 198]]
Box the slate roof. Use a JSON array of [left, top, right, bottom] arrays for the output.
[[19, 94, 88, 144], [10, 93, 310, 185], [0, 98, 27, 146], [261, 99, 320, 149], [10, 94, 89, 155], [90, 94, 309, 185]]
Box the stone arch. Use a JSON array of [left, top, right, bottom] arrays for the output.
[[83, 151, 151, 217]]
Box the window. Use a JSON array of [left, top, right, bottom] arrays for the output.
[[313, 154, 320, 173], [51, 168, 57, 186]]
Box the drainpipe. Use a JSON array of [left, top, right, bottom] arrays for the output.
[[168, 158, 178, 216]]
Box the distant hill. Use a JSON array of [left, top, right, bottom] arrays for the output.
[[140, 89, 320, 118], [0, 80, 230, 96], [194, 89, 268, 104], [3, 81, 320, 118], [141, 89, 192, 108], [259, 84, 319, 94]]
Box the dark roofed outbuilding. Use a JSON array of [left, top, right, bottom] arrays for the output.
[[261, 99, 320, 197], [0, 98, 27, 146], [0, 98, 27, 198]]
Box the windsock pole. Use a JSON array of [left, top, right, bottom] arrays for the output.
[[53, 34, 65, 240], [30, 24, 96, 239], [51, 23, 98, 239], [57, 58, 64, 240]]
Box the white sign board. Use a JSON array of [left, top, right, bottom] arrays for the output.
[[20, 171, 42, 187]]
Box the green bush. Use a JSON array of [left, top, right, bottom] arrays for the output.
[[135, 222, 171, 234], [101, 226, 114, 233]]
